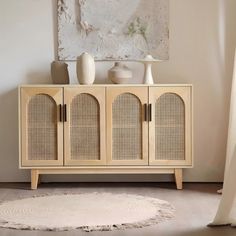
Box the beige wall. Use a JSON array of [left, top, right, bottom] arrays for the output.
[[0, 0, 236, 182]]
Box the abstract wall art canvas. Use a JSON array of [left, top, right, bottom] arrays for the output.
[[58, 0, 169, 60]]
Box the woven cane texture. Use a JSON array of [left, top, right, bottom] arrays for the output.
[[112, 93, 142, 160], [28, 94, 57, 160], [70, 94, 100, 160], [155, 93, 185, 160]]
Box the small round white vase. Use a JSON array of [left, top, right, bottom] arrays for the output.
[[76, 52, 95, 85], [108, 62, 132, 84]]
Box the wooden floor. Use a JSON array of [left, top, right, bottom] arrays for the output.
[[0, 182, 235, 236]]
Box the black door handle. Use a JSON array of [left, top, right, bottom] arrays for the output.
[[64, 104, 67, 122], [148, 104, 152, 122], [59, 104, 63, 122]]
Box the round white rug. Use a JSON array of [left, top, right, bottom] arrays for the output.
[[0, 193, 174, 232]]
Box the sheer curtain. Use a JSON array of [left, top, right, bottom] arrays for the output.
[[209, 49, 236, 226]]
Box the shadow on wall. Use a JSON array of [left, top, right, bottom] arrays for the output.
[[41, 174, 173, 183], [0, 89, 29, 181]]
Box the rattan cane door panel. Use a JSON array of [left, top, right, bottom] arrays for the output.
[[21, 88, 63, 166], [149, 87, 192, 166], [107, 87, 148, 165], [64, 87, 106, 165]]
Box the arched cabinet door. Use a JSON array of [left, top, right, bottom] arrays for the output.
[[107, 87, 148, 165], [149, 86, 192, 166], [20, 87, 63, 166], [64, 87, 106, 165]]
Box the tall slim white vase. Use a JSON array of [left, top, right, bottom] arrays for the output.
[[76, 52, 95, 85]]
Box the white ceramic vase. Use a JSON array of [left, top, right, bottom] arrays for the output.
[[76, 52, 95, 84], [108, 62, 132, 84], [138, 55, 162, 84], [143, 62, 154, 84]]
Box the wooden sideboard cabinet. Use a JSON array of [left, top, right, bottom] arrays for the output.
[[19, 85, 193, 189]]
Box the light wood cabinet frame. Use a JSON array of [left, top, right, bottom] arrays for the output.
[[106, 87, 149, 165], [64, 87, 106, 165], [149, 86, 192, 166], [19, 84, 193, 190], [20, 87, 63, 166]]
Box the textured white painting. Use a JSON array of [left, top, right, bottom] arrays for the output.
[[58, 0, 169, 60]]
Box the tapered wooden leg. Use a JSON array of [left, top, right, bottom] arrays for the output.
[[174, 168, 183, 190], [31, 169, 39, 190]]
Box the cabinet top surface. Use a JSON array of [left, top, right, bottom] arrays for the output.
[[19, 84, 193, 88]]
